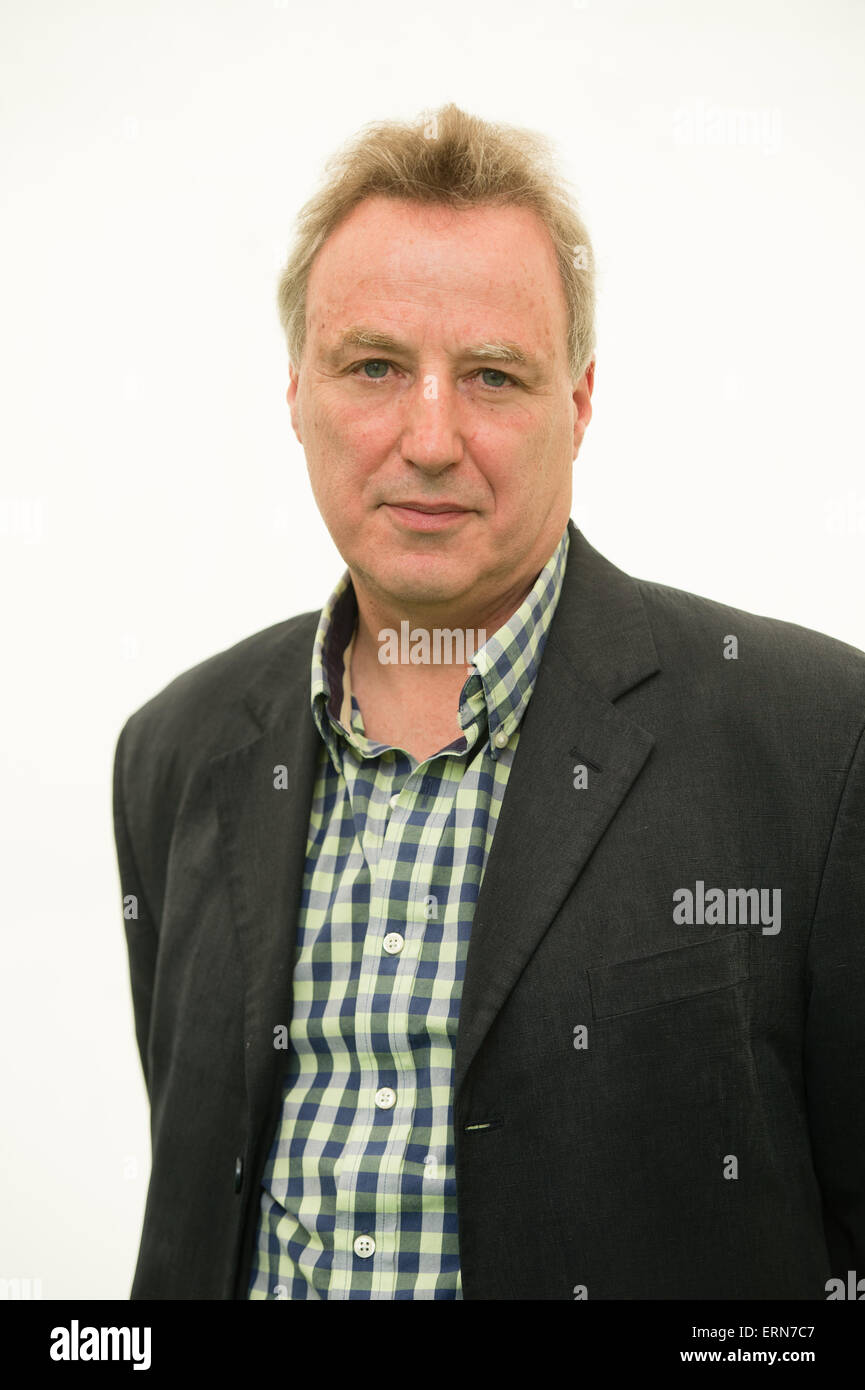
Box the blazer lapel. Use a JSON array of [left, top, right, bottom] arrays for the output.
[[454, 522, 660, 1097], [209, 617, 321, 1133]]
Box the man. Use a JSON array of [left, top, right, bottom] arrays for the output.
[[114, 103, 865, 1300]]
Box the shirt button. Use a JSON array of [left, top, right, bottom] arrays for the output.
[[375, 1086, 397, 1109], [493, 729, 509, 748], [383, 932, 404, 954], [389, 792, 400, 808], [354, 1234, 376, 1258]]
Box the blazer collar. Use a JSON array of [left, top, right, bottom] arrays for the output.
[[548, 519, 660, 702], [236, 519, 660, 741]]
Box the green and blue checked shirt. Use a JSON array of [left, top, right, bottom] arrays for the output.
[[247, 525, 570, 1299]]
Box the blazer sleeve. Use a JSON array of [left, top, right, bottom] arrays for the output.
[[803, 717, 865, 1276], [112, 716, 160, 1102]]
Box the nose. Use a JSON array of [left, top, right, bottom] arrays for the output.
[[399, 372, 464, 473]]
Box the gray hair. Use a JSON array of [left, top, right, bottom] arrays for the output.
[[276, 102, 596, 384]]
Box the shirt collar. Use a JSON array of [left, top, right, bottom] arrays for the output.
[[310, 524, 570, 763]]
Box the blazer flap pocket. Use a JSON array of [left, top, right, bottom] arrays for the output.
[[589, 930, 752, 1020]]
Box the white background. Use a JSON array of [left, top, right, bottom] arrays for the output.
[[2, 0, 863, 1299]]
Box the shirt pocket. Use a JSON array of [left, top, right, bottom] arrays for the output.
[[588, 929, 753, 1020]]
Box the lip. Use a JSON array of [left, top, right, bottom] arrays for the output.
[[386, 501, 470, 513], [383, 502, 474, 532]]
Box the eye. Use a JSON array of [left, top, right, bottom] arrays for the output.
[[353, 358, 391, 380], [348, 359, 518, 389], [474, 367, 514, 390]]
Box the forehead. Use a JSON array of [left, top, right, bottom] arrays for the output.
[[305, 196, 568, 355]]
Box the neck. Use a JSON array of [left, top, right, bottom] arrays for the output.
[[350, 571, 537, 690]]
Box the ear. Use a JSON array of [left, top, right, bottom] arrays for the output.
[[573, 358, 594, 458], [286, 363, 302, 444]]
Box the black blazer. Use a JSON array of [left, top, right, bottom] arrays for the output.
[[113, 521, 865, 1299]]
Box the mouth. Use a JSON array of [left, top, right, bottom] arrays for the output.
[[382, 502, 474, 532], [385, 501, 470, 513]]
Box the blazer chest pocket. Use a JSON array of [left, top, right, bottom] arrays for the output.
[[588, 930, 753, 1020]]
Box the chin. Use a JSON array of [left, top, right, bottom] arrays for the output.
[[372, 567, 472, 606]]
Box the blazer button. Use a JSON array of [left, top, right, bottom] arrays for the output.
[[234, 1156, 244, 1193]]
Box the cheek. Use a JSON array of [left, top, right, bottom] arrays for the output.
[[305, 408, 389, 522], [465, 410, 553, 491], [470, 400, 547, 451], [316, 397, 394, 469]]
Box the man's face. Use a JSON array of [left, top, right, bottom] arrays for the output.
[[288, 195, 593, 617]]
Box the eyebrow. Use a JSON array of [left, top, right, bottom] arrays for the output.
[[322, 326, 544, 374]]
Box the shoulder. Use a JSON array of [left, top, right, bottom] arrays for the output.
[[637, 572, 865, 675], [114, 609, 320, 796], [634, 572, 865, 740]]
